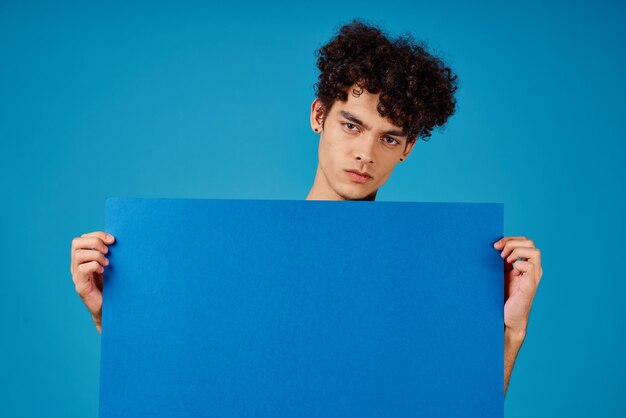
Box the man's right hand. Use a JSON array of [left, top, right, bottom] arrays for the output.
[[70, 231, 115, 334]]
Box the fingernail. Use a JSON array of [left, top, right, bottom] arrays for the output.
[[107, 234, 114, 241]]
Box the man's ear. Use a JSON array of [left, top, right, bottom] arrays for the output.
[[401, 139, 417, 160], [310, 98, 326, 133]]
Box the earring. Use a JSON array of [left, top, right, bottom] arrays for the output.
[[400, 158, 404, 161], [314, 128, 319, 132]]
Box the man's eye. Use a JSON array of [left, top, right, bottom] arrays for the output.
[[383, 137, 400, 145], [343, 122, 358, 131]]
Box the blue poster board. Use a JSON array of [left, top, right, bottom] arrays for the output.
[[100, 198, 504, 417]]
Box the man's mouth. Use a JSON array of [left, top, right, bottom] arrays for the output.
[[345, 169, 372, 183]]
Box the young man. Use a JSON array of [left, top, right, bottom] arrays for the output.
[[70, 19, 542, 398]]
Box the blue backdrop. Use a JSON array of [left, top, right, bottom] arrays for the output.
[[1, 0, 624, 416]]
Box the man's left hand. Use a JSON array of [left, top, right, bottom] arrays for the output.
[[494, 236, 543, 336], [495, 235, 543, 396]]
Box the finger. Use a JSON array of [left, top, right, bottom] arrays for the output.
[[74, 260, 104, 292], [72, 236, 109, 253], [82, 231, 115, 244], [500, 238, 536, 259], [74, 262, 104, 316], [71, 237, 109, 274], [511, 259, 534, 275], [75, 249, 109, 269], [512, 261, 538, 298], [493, 236, 527, 249], [505, 246, 541, 265]]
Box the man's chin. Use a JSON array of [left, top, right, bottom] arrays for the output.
[[334, 185, 377, 201]]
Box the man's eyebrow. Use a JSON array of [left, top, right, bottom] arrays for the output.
[[339, 110, 407, 137]]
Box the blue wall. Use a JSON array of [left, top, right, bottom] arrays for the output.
[[1, 1, 625, 416]]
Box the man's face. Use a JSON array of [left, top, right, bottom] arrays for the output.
[[309, 86, 416, 200]]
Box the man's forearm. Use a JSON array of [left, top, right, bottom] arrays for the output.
[[504, 328, 526, 397]]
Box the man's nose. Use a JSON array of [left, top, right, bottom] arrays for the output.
[[354, 133, 376, 164]]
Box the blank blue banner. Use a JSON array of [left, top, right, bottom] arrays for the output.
[[101, 198, 503, 417]]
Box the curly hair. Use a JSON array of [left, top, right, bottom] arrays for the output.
[[313, 19, 458, 143]]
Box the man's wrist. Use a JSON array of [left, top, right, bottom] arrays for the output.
[[504, 326, 526, 396], [505, 326, 526, 344], [504, 326, 526, 368]]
